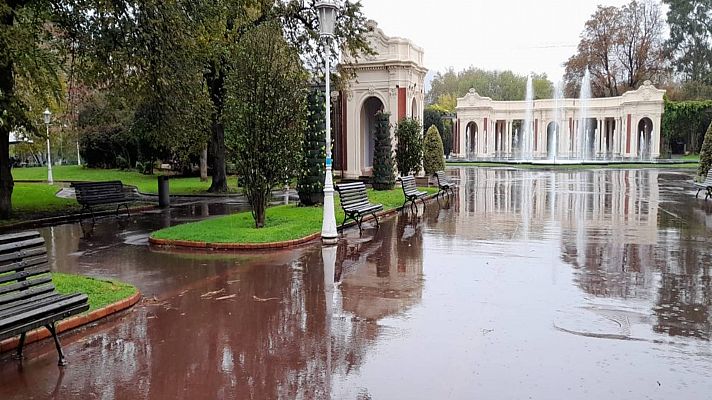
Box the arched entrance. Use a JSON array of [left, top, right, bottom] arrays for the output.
[[579, 117, 596, 159], [638, 117, 653, 159], [466, 122, 478, 157], [546, 122, 559, 159], [360, 96, 385, 168], [411, 98, 417, 119]]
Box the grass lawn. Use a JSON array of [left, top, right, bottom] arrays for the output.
[[52, 273, 137, 313], [151, 186, 438, 244], [12, 165, 238, 194]]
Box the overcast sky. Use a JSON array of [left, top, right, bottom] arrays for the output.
[[357, 0, 654, 85]]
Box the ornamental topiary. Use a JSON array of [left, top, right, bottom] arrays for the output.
[[423, 125, 445, 175], [297, 90, 326, 205], [698, 121, 712, 179], [395, 117, 423, 176], [372, 111, 395, 190]]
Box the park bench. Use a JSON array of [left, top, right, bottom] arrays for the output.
[[71, 181, 131, 222], [433, 170, 456, 198], [0, 231, 89, 366], [695, 170, 712, 200], [399, 175, 428, 213], [335, 182, 383, 233]]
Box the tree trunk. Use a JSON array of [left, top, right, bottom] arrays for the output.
[[0, 126, 13, 220], [200, 144, 208, 182], [208, 121, 228, 192], [205, 62, 229, 193], [0, 6, 15, 219]]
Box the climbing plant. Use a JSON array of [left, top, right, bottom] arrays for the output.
[[372, 112, 395, 190], [297, 90, 326, 206], [662, 100, 712, 154]]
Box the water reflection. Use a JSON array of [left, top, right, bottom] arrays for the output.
[[2, 168, 712, 399], [449, 167, 712, 341]]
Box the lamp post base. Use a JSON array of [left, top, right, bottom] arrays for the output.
[[321, 165, 338, 244]]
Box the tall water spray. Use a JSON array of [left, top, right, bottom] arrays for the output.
[[578, 69, 592, 160], [522, 75, 534, 160], [549, 81, 564, 161]]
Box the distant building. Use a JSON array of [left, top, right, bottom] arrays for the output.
[[454, 81, 666, 160], [336, 20, 427, 178]]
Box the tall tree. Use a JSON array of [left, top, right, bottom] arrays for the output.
[[225, 22, 307, 228], [663, 0, 712, 84], [427, 68, 553, 106], [0, 0, 64, 218], [199, 0, 371, 192], [564, 0, 666, 98]]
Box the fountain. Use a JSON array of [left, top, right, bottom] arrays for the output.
[[549, 82, 564, 161], [578, 69, 592, 160], [521, 75, 534, 160]]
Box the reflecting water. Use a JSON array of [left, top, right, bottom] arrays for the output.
[[1, 168, 712, 399]]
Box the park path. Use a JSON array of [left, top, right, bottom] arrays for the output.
[[1, 168, 712, 399]]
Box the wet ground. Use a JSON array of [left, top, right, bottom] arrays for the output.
[[1, 167, 712, 399]]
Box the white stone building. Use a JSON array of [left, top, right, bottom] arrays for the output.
[[454, 81, 666, 160], [335, 21, 427, 178]]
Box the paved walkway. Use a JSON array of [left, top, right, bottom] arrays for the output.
[[1, 168, 712, 399]]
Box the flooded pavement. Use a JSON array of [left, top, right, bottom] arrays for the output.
[[1, 167, 712, 399]]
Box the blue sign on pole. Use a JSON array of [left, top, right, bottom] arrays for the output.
[[326, 157, 332, 167]]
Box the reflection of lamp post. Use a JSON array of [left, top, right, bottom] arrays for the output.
[[43, 108, 53, 184], [316, 0, 338, 245]]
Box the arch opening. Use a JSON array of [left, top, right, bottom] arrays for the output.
[[466, 122, 478, 158], [546, 122, 559, 159], [638, 117, 653, 160], [360, 96, 385, 169]]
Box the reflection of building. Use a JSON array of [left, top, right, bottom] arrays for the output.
[[336, 20, 427, 178], [454, 82, 665, 159], [450, 168, 661, 297]]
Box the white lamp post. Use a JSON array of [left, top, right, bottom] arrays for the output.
[[43, 108, 53, 184], [316, 0, 339, 245]]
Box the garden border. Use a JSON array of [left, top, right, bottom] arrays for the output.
[[148, 193, 440, 251]]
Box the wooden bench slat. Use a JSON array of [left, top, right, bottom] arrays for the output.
[[0, 231, 41, 246], [0, 294, 88, 331], [0, 285, 56, 307], [0, 254, 49, 274], [0, 276, 53, 297], [0, 293, 65, 320], [0, 266, 51, 285], [0, 237, 46, 255], [0, 289, 58, 312], [0, 301, 90, 341], [0, 246, 46, 264]]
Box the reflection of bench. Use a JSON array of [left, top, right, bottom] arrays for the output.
[[335, 182, 383, 233], [695, 170, 712, 200], [0, 231, 89, 366], [71, 181, 131, 222], [433, 170, 455, 198], [399, 175, 427, 213]]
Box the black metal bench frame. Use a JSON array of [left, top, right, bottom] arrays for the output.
[[433, 171, 455, 198], [71, 181, 131, 222], [0, 231, 89, 366], [695, 170, 712, 200], [335, 182, 383, 233], [399, 175, 428, 214]]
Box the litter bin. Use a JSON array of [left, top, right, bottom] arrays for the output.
[[158, 176, 170, 208]]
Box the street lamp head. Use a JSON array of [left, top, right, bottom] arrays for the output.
[[43, 108, 51, 125], [316, 0, 338, 37]]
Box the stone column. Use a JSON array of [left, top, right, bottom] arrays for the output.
[[506, 120, 511, 156], [597, 119, 603, 155]]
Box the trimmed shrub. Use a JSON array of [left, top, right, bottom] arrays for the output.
[[423, 125, 445, 175], [297, 90, 326, 205], [698, 121, 712, 179], [372, 112, 395, 190], [395, 117, 423, 176]]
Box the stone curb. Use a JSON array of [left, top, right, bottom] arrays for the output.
[[148, 193, 441, 251], [0, 291, 142, 353]]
